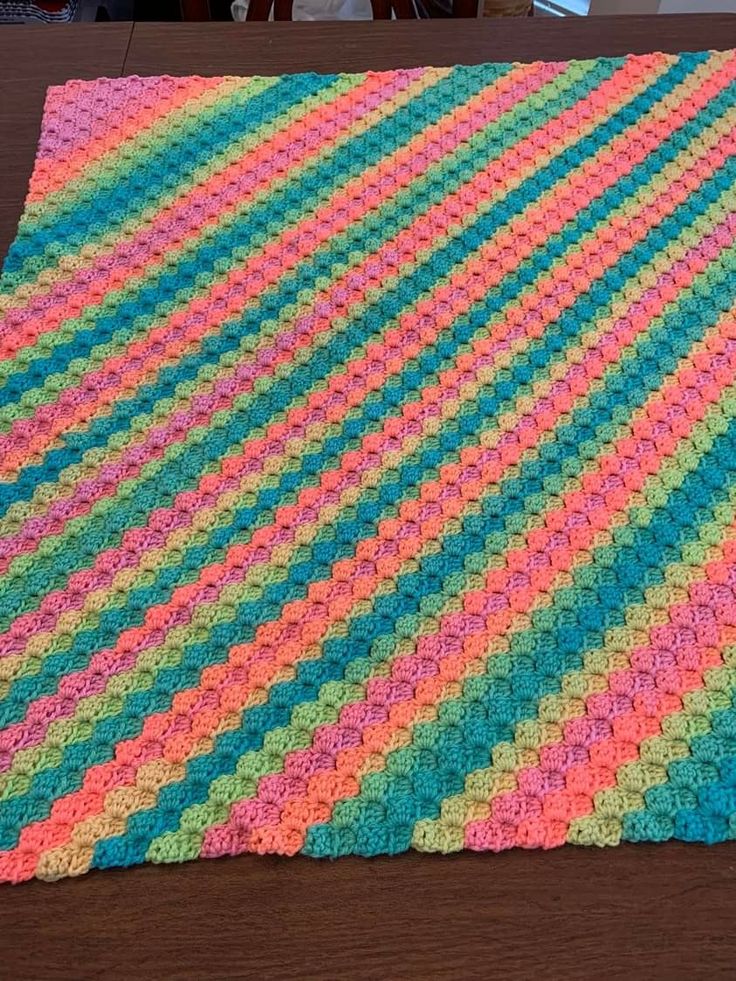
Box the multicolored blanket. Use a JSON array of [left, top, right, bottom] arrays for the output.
[[0, 52, 735, 883]]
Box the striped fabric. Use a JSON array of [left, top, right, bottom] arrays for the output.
[[0, 1, 78, 23], [0, 53, 735, 883]]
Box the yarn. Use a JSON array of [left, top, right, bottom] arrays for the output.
[[0, 51, 735, 883]]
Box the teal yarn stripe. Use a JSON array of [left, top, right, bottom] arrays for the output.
[[303, 422, 736, 857], [4, 89, 732, 727], [0, 64, 507, 408], [0, 57, 605, 499], [2, 74, 334, 280], [0, 94, 732, 856], [623, 701, 736, 845], [84, 241, 736, 866], [0, 51, 711, 632]]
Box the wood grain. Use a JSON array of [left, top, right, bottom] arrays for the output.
[[6, 845, 736, 980], [3, 17, 736, 981], [125, 14, 736, 75]]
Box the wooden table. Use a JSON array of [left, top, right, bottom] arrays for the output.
[[2, 14, 736, 980]]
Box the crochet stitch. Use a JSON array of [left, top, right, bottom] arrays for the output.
[[0, 53, 735, 883]]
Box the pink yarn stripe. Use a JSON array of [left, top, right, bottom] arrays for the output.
[[1, 55, 736, 880], [33, 76, 201, 166], [28, 76, 225, 200], [2, 69, 424, 354], [3, 75, 721, 670], [198, 233, 736, 858], [0, 53, 687, 619], [463, 553, 736, 852], [0, 65, 562, 479], [0, 62, 550, 358], [0, 62, 596, 590], [0, 53, 712, 864], [1, 116, 732, 784], [0, 228, 557, 764]]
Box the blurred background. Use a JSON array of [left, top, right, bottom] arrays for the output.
[[0, 0, 733, 24]]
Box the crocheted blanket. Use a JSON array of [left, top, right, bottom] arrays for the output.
[[0, 52, 735, 884]]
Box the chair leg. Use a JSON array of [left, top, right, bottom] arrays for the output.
[[181, 0, 211, 18], [273, 0, 293, 17], [370, 0, 392, 16], [451, 0, 478, 14], [245, 0, 273, 17]]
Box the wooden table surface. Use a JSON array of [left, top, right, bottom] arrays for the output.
[[2, 14, 736, 980]]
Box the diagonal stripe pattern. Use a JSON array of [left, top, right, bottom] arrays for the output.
[[0, 52, 735, 882]]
